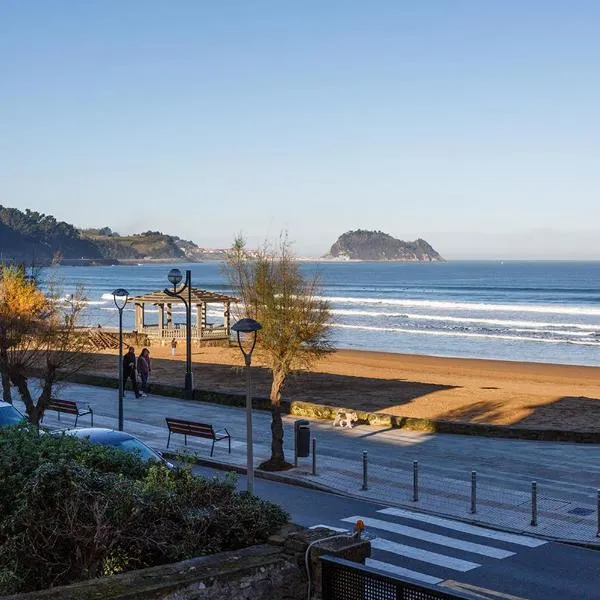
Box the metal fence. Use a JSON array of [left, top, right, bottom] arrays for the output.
[[321, 555, 476, 600]]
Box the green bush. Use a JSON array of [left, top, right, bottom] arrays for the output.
[[0, 427, 289, 595]]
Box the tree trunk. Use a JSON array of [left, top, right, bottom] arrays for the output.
[[259, 368, 292, 471], [35, 363, 56, 425], [0, 371, 10, 403], [0, 340, 11, 403], [12, 362, 56, 425], [12, 371, 36, 423]]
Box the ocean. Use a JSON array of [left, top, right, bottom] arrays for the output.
[[47, 261, 600, 367]]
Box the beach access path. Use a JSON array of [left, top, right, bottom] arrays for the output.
[[14, 380, 600, 546]]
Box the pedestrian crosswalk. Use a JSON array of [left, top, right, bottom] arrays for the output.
[[310, 505, 547, 586]]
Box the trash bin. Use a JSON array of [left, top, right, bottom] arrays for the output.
[[295, 419, 310, 458]]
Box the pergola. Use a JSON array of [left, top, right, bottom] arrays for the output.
[[128, 288, 238, 342]]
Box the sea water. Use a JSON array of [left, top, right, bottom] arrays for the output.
[[47, 261, 600, 367]]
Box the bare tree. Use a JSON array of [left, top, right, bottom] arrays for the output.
[[0, 265, 89, 423], [225, 235, 332, 470]]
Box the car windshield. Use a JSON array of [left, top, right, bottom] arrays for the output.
[[112, 438, 161, 462], [0, 405, 25, 426]]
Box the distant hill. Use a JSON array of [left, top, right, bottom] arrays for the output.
[[325, 230, 443, 261], [0, 206, 102, 263], [0, 206, 226, 264]]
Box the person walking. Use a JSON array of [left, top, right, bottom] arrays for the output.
[[137, 347, 151, 396], [123, 346, 141, 399], [171, 338, 177, 356]]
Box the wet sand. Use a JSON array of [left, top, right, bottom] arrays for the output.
[[84, 344, 600, 432]]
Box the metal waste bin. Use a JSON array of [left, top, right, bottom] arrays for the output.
[[295, 419, 310, 458]]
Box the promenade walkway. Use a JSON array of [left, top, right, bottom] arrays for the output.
[[12, 381, 600, 545]]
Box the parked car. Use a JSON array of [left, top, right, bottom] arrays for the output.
[[0, 401, 27, 427], [61, 428, 173, 467]]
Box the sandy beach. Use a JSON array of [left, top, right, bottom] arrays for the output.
[[85, 344, 600, 432]]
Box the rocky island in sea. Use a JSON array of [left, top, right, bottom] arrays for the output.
[[324, 229, 443, 261]]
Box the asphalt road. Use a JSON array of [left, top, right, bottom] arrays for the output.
[[192, 465, 600, 600]]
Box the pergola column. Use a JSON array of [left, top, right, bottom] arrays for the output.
[[134, 303, 143, 331], [157, 303, 164, 330], [224, 302, 231, 334], [166, 303, 172, 327]]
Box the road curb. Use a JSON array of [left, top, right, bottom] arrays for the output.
[[162, 450, 336, 494], [163, 450, 600, 550]]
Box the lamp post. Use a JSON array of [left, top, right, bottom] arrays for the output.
[[164, 268, 193, 400], [231, 318, 262, 495], [112, 288, 129, 431]]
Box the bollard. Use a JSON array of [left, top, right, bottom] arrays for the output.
[[413, 460, 419, 502], [470, 471, 477, 514], [530, 481, 537, 527], [597, 490, 600, 537], [312, 438, 317, 476], [294, 424, 298, 468], [361, 451, 368, 491]]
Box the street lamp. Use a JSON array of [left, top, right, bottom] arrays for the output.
[[164, 268, 193, 399], [112, 288, 129, 431], [231, 317, 262, 495]]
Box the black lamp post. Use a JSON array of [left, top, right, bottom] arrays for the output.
[[112, 288, 129, 431], [164, 268, 193, 400], [231, 317, 262, 494]]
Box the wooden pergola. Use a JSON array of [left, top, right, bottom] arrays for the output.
[[128, 288, 238, 343]]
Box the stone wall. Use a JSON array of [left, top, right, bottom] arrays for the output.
[[0, 526, 370, 600]]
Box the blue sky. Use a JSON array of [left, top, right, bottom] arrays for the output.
[[1, 1, 599, 258]]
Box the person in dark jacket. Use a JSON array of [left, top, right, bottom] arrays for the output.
[[137, 347, 151, 396], [123, 346, 141, 398]]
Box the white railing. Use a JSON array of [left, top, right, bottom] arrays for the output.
[[140, 325, 228, 340]]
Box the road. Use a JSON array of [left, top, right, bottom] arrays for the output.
[[193, 465, 600, 600]]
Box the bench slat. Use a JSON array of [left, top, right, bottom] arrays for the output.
[[165, 418, 231, 456], [44, 399, 94, 427], [47, 400, 90, 415]]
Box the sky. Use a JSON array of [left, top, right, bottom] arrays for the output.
[[1, 1, 599, 259]]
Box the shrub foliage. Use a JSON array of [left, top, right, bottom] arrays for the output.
[[0, 427, 288, 594]]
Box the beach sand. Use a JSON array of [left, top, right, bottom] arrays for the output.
[[85, 344, 600, 432]]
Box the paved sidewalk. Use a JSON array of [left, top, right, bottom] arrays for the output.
[[12, 381, 600, 545]]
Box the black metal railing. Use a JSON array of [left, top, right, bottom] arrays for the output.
[[321, 555, 476, 600]]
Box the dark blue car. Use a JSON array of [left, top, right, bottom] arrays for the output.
[[0, 401, 26, 427], [61, 427, 173, 467]]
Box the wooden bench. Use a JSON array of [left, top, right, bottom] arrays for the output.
[[44, 399, 94, 428], [165, 418, 231, 456]]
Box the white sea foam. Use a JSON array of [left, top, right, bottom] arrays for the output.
[[329, 309, 596, 331], [319, 296, 600, 317], [331, 323, 600, 346]]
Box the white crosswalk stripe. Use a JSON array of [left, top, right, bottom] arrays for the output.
[[377, 507, 547, 548], [370, 538, 481, 572], [365, 558, 443, 585], [306, 506, 546, 587], [341, 516, 515, 558]]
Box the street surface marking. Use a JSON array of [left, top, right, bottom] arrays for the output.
[[370, 538, 480, 572], [377, 507, 546, 547], [342, 516, 515, 559], [365, 558, 443, 585]]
